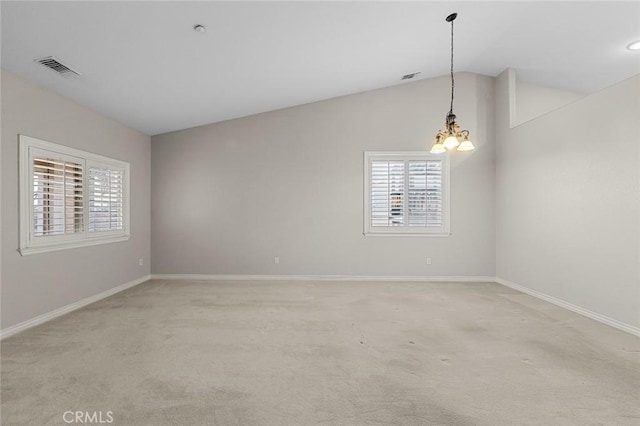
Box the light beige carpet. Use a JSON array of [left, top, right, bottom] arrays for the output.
[[2, 280, 639, 425]]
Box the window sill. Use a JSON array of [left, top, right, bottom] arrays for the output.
[[363, 232, 451, 238], [19, 234, 130, 256]]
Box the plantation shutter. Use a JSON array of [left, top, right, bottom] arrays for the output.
[[368, 156, 445, 232], [371, 161, 405, 226], [32, 157, 83, 237], [88, 167, 124, 232], [408, 160, 443, 227], [426, 161, 444, 227], [20, 135, 131, 255]]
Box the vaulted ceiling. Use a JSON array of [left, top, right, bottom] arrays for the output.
[[2, 1, 639, 135]]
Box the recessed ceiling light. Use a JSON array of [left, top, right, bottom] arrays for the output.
[[193, 25, 206, 33], [627, 40, 640, 51]]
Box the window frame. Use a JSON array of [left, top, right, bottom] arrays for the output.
[[363, 151, 451, 237], [19, 135, 130, 255]]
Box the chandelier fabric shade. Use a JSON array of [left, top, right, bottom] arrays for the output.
[[430, 13, 475, 154]]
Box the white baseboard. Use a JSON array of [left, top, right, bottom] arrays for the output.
[[150, 274, 496, 283], [494, 277, 640, 337], [153, 274, 639, 337], [0, 275, 151, 340], [4, 274, 636, 340]]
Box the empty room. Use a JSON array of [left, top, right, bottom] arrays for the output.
[[1, 1, 639, 425]]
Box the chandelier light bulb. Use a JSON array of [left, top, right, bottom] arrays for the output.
[[443, 133, 460, 149], [457, 137, 475, 151], [430, 134, 447, 154], [430, 142, 447, 154]]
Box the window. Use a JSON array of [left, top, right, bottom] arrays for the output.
[[88, 167, 125, 233], [364, 151, 450, 236], [19, 135, 130, 255]]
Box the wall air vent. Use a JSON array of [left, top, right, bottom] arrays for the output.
[[401, 72, 421, 80], [34, 56, 81, 77]]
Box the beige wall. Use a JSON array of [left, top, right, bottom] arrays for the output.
[[151, 73, 496, 277], [1, 70, 151, 328], [496, 70, 640, 328], [2, 64, 637, 333]]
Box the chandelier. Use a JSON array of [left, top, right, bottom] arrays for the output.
[[430, 13, 474, 154]]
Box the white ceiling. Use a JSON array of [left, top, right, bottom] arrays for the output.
[[2, 1, 639, 135]]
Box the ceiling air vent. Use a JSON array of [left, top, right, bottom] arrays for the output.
[[401, 72, 421, 80], [34, 56, 81, 77]]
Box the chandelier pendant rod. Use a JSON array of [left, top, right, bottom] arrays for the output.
[[430, 12, 474, 153], [449, 13, 455, 115]]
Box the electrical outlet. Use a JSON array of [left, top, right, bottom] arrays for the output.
[[274, 256, 280, 264], [139, 258, 144, 266], [426, 257, 432, 265]]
